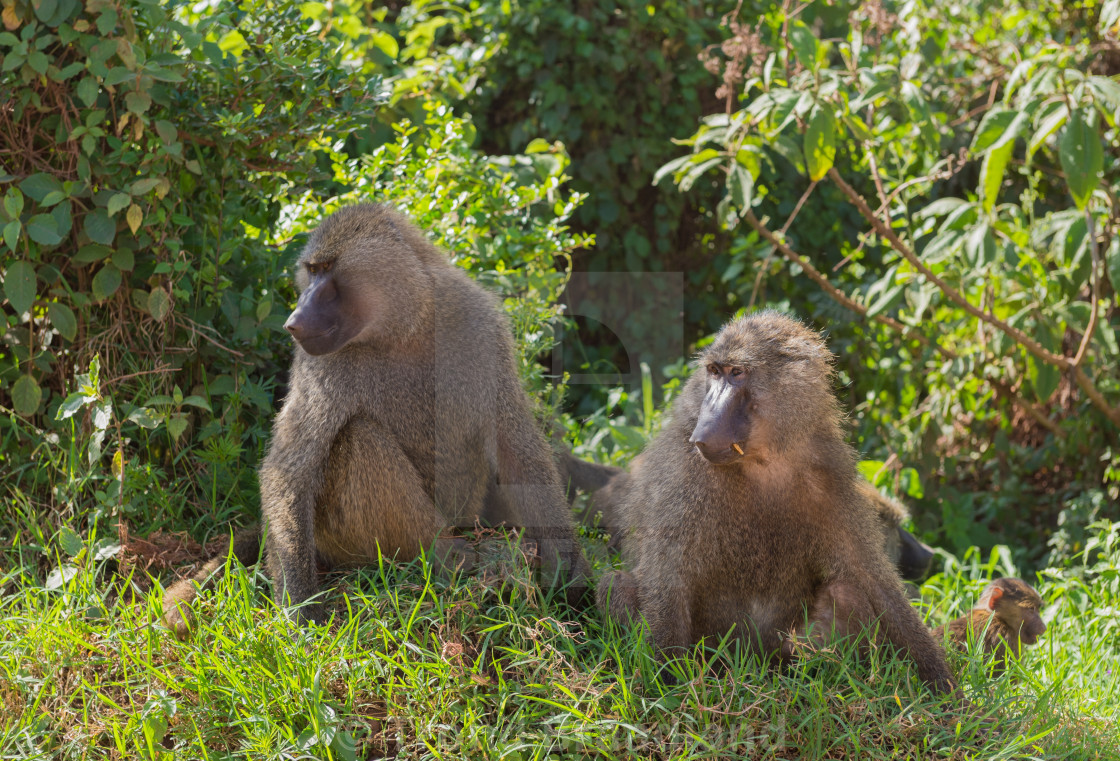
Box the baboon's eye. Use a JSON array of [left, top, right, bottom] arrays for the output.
[[707, 364, 719, 376], [730, 367, 744, 377], [307, 263, 318, 275], [321, 261, 332, 273]]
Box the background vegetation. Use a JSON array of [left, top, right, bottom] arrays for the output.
[[1, 0, 1118, 756]]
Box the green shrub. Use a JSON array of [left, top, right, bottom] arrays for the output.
[[656, 0, 1120, 561], [0, 0, 585, 558]]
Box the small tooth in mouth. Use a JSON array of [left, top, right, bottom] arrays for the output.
[[732, 443, 744, 455]]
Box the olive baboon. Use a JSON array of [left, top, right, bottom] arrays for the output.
[[933, 578, 1046, 674], [860, 482, 935, 582], [595, 312, 956, 693], [164, 204, 590, 633], [557, 451, 935, 582]]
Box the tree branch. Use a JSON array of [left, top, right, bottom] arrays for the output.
[[742, 210, 1067, 438], [827, 167, 1120, 428]]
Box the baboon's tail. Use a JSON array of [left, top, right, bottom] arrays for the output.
[[161, 525, 261, 638], [554, 448, 622, 502]]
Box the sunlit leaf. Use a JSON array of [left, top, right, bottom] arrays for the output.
[[803, 106, 836, 181], [1060, 109, 1103, 210]]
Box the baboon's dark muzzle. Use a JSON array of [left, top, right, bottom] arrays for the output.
[[690, 380, 750, 464]]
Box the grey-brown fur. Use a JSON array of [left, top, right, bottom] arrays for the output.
[[560, 448, 934, 581], [163, 204, 590, 633], [933, 577, 1045, 675], [595, 311, 956, 693]]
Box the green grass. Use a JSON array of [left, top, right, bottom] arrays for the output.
[[1, 524, 1118, 760]]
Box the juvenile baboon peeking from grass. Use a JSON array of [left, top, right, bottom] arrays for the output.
[[934, 577, 1046, 674]]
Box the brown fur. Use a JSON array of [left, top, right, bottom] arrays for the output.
[[933, 578, 1045, 674], [595, 312, 956, 693], [560, 449, 934, 581], [163, 204, 590, 634]]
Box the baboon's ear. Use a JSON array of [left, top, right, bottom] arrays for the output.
[[978, 584, 1003, 610]]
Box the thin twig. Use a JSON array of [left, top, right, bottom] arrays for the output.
[[779, 180, 818, 236], [866, 151, 889, 209], [1072, 209, 1101, 369], [104, 365, 176, 387], [180, 317, 246, 358]]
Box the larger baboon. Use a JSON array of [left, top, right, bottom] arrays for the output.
[[164, 204, 590, 632], [596, 312, 955, 693]]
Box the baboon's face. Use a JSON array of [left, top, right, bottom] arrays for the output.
[[284, 257, 367, 355], [999, 583, 1046, 644], [690, 361, 753, 465], [1017, 606, 1046, 644], [984, 580, 1047, 645]]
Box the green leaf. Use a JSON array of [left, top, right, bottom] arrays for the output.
[[916, 198, 967, 220], [59, 526, 83, 557], [4, 260, 36, 314], [127, 407, 161, 429], [3, 187, 23, 218], [124, 90, 151, 115], [980, 140, 1013, 214], [166, 413, 189, 442], [147, 287, 170, 320], [27, 51, 49, 74], [130, 178, 160, 195], [1108, 237, 1120, 299], [75, 243, 112, 263], [48, 301, 77, 340], [369, 30, 398, 58], [727, 163, 753, 212], [19, 173, 62, 202], [524, 138, 551, 154], [2, 220, 20, 252], [651, 154, 692, 186], [12, 375, 42, 416], [76, 76, 99, 107], [1060, 109, 1103, 210], [1027, 103, 1067, 161], [964, 222, 996, 266], [1029, 355, 1060, 402], [91, 263, 122, 302], [26, 213, 62, 245], [33, 0, 58, 23], [39, 190, 66, 207], [857, 460, 888, 487], [789, 21, 819, 70], [112, 248, 134, 271], [970, 108, 1016, 153], [96, 7, 117, 35], [106, 192, 130, 216], [866, 280, 906, 319], [84, 209, 116, 244], [155, 120, 177, 143], [803, 106, 836, 181], [56, 390, 92, 420], [181, 395, 212, 412], [899, 467, 924, 499], [920, 230, 964, 263]]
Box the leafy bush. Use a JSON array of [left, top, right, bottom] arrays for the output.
[[1, 0, 585, 559], [656, 0, 1120, 560]]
